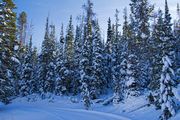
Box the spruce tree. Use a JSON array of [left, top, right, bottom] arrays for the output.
[[130, 0, 154, 89], [80, 0, 95, 108], [55, 24, 65, 95], [63, 16, 75, 94], [44, 25, 56, 93], [104, 18, 113, 88], [92, 21, 105, 99], [163, 0, 176, 58], [19, 36, 34, 96], [174, 4, 180, 69], [159, 55, 176, 120], [73, 25, 82, 95], [0, 0, 18, 103], [38, 17, 56, 96], [149, 10, 165, 90]]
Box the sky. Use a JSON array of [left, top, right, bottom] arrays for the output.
[[14, 0, 179, 50]]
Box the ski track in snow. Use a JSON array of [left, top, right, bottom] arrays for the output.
[[0, 103, 131, 120]]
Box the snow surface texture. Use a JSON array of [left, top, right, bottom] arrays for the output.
[[0, 95, 179, 120]]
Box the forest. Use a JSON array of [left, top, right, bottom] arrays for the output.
[[0, 0, 180, 120]]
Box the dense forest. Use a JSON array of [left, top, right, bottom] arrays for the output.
[[0, 0, 180, 120]]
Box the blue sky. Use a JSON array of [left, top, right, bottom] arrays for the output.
[[14, 0, 179, 50]]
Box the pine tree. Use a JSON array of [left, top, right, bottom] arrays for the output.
[[104, 18, 113, 88], [38, 17, 56, 96], [92, 21, 105, 99], [44, 24, 56, 94], [80, 0, 95, 108], [80, 19, 93, 108], [149, 10, 165, 90], [63, 16, 75, 94], [126, 54, 140, 97], [31, 46, 38, 93], [81, 82, 91, 110], [19, 36, 34, 96], [73, 25, 82, 95], [65, 16, 74, 64], [159, 55, 176, 120], [0, 0, 18, 103], [55, 24, 65, 95], [163, 0, 176, 61], [112, 9, 123, 104], [174, 4, 180, 69], [113, 8, 129, 102], [130, 0, 154, 89]]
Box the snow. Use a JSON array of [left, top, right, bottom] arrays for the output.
[[14, 45, 19, 51], [173, 84, 180, 101], [11, 57, 20, 64], [0, 94, 179, 120], [126, 77, 135, 86], [0, 96, 130, 120]]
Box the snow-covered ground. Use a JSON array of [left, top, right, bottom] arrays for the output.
[[0, 94, 179, 120]]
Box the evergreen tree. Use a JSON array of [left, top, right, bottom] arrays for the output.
[[38, 17, 56, 96], [44, 25, 56, 93], [19, 36, 34, 96], [126, 54, 140, 97], [130, 0, 154, 89], [65, 16, 74, 64], [112, 9, 123, 104], [163, 0, 176, 60], [92, 21, 105, 99], [80, 0, 95, 108], [63, 16, 75, 94], [159, 55, 176, 120], [55, 24, 65, 95], [174, 3, 180, 69], [73, 25, 82, 95], [149, 10, 165, 90], [31, 46, 38, 93], [104, 18, 113, 88], [113, 8, 129, 102], [0, 0, 18, 103]]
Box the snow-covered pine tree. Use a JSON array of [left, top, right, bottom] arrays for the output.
[[73, 25, 82, 95], [16, 11, 28, 95], [63, 16, 75, 94], [65, 16, 74, 65], [159, 55, 176, 120], [0, 0, 19, 103], [38, 17, 56, 97], [174, 4, 180, 82], [81, 82, 91, 110], [104, 18, 113, 88], [149, 10, 165, 90], [19, 36, 34, 97], [80, 0, 95, 108], [44, 24, 56, 94], [163, 0, 176, 63], [91, 20, 105, 99], [130, 0, 154, 89], [37, 17, 49, 95], [125, 5, 141, 97], [113, 8, 129, 103], [126, 54, 140, 97], [112, 9, 124, 104], [55, 24, 65, 95], [31, 46, 38, 93]]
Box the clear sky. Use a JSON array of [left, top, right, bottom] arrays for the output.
[[14, 0, 179, 50]]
